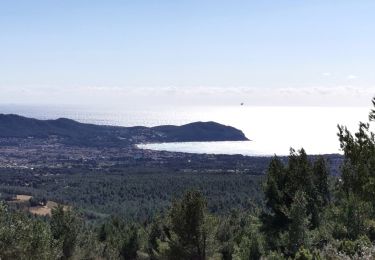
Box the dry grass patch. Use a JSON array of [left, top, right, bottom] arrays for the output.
[[7, 194, 69, 216], [14, 195, 32, 202], [29, 206, 52, 216], [29, 200, 69, 216]]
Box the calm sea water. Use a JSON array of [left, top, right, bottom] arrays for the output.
[[0, 105, 369, 156]]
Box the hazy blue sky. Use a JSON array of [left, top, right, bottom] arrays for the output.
[[0, 0, 374, 107]]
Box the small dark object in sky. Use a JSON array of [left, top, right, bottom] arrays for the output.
[[240, 102, 244, 106]]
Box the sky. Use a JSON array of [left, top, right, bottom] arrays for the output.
[[0, 0, 375, 107]]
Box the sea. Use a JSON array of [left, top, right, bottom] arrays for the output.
[[0, 104, 370, 156]]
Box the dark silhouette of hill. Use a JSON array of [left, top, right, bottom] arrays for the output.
[[152, 121, 248, 142], [0, 114, 248, 147]]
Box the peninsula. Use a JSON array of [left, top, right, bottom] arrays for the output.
[[0, 114, 248, 147]]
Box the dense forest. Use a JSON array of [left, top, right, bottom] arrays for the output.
[[2, 99, 375, 259], [0, 168, 265, 221]]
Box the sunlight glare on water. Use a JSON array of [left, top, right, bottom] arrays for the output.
[[136, 106, 370, 156]]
